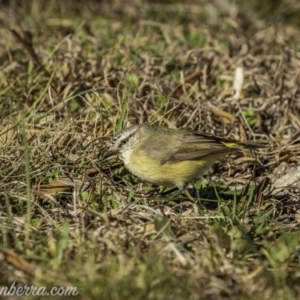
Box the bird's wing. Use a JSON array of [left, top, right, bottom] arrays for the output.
[[143, 131, 236, 164], [171, 133, 234, 162], [141, 131, 182, 163]]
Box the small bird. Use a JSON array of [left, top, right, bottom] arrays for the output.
[[103, 124, 264, 192]]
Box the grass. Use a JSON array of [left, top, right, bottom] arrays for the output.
[[1, 0, 300, 299]]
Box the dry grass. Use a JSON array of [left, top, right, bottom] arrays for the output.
[[0, 0, 300, 299]]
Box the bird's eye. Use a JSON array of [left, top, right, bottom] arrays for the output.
[[121, 138, 128, 145]]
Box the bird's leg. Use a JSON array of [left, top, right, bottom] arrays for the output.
[[173, 185, 186, 197], [160, 184, 186, 197], [165, 184, 197, 202], [185, 188, 196, 201], [160, 187, 178, 197]]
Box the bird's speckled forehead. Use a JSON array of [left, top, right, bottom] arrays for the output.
[[111, 132, 122, 145]]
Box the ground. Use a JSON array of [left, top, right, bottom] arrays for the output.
[[0, 0, 300, 299]]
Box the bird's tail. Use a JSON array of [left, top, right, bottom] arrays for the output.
[[222, 140, 267, 150]]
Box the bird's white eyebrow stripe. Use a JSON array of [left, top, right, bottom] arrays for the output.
[[111, 131, 136, 145]]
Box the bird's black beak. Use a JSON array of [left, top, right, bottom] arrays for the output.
[[102, 150, 118, 160]]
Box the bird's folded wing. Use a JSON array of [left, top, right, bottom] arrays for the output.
[[144, 131, 265, 164], [145, 134, 232, 163], [172, 136, 232, 161]]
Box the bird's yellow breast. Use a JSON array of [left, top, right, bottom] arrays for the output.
[[125, 149, 227, 187]]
